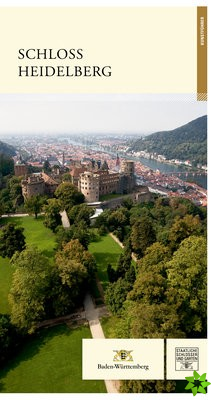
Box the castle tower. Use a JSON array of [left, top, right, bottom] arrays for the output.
[[120, 160, 135, 175], [116, 153, 120, 167], [14, 163, 28, 177], [119, 160, 136, 194], [79, 171, 99, 203]]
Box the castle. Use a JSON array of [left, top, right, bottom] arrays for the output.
[[20, 158, 150, 204], [76, 159, 136, 202], [21, 172, 58, 200]]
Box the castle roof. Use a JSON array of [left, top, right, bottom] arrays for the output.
[[70, 167, 86, 177], [41, 172, 58, 186]]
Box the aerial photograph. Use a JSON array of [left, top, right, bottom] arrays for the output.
[[0, 95, 207, 393]]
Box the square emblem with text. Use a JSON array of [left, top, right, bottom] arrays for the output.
[[167, 339, 207, 380], [82, 339, 164, 380]]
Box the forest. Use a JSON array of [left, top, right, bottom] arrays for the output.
[[129, 115, 207, 165]]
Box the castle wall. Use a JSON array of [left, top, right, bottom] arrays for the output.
[[101, 188, 151, 209], [99, 172, 120, 195]]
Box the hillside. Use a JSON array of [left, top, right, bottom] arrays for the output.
[[0, 140, 16, 177], [0, 140, 16, 157], [129, 115, 207, 165]]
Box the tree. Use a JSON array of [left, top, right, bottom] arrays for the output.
[[55, 225, 73, 249], [94, 209, 111, 235], [7, 176, 21, 189], [27, 164, 42, 174], [130, 216, 156, 258], [151, 198, 171, 227], [55, 239, 96, 281], [0, 154, 14, 176], [128, 242, 171, 303], [101, 202, 207, 394], [109, 208, 129, 226], [0, 314, 22, 366], [7, 176, 24, 208], [0, 200, 4, 217], [56, 221, 90, 249], [55, 182, 85, 211], [167, 235, 207, 337], [55, 240, 96, 309], [68, 221, 91, 249], [117, 239, 132, 269], [122, 197, 134, 210], [108, 208, 129, 231], [173, 198, 205, 218], [94, 209, 111, 228], [9, 247, 53, 333], [43, 160, 52, 173], [130, 204, 153, 226], [61, 173, 72, 182], [43, 198, 62, 232], [95, 207, 130, 242], [116, 300, 182, 393], [0, 176, 24, 213], [128, 301, 184, 339], [0, 222, 26, 258], [121, 378, 175, 394], [25, 195, 46, 219], [107, 263, 117, 283], [106, 238, 135, 284], [105, 278, 132, 315], [169, 214, 203, 250], [68, 203, 94, 227], [0, 188, 13, 213], [10, 183, 23, 207]]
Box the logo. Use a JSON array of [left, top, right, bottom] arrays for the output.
[[175, 347, 199, 371], [185, 371, 211, 396], [113, 350, 133, 362]]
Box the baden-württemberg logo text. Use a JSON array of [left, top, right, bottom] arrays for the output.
[[97, 364, 149, 370], [97, 349, 149, 370], [83, 338, 164, 379]]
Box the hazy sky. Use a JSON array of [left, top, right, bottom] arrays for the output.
[[0, 94, 207, 137]]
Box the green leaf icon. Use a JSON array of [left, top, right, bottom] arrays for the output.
[[185, 382, 194, 390], [185, 370, 211, 395], [199, 373, 206, 381], [201, 381, 211, 388], [191, 386, 198, 396], [198, 386, 206, 394], [185, 376, 195, 383], [194, 371, 200, 380]]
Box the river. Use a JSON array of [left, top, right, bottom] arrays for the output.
[[67, 139, 207, 190], [137, 156, 207, 189]]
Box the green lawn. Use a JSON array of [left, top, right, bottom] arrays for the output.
[[89, 234, 123, 290], [0, 216, 56, 314], [4, 216, 56, 259], [0, 324, 106, 393]]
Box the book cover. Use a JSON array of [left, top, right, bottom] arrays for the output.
[[0, 0, 209, 398]]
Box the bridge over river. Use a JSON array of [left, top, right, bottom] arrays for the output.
[[161, 171, 207, 177]]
